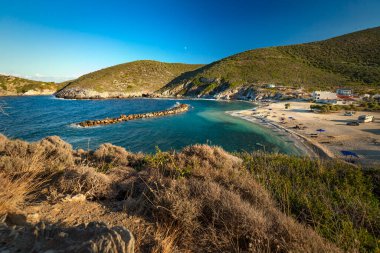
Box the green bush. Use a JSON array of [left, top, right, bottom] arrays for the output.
[[310, 102, 380, 113], [240, 153, 380, 252]]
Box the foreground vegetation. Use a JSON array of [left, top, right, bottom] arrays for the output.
[[161, 27, 380, 97], [241, 152, 380, 252], [0, 135, 379, 252]]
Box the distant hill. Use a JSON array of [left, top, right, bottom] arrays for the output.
[[0, 74, 59, 96], [56, 60, 204, 99], [160, 27, 380, 98]]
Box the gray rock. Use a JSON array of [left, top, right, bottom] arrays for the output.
[[0, 221, 134, 253]]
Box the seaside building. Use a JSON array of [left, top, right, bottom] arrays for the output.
[[312, 91, 338, 104], [336, 88, 353, 99]]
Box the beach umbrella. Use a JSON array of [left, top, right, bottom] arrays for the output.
[[316, 129, 326, 133], [341, 150, 359, 158]]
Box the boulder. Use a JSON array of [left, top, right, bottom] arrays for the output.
[[0, 221, 134, 253]]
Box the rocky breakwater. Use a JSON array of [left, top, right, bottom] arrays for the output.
[[78, 103, 190, 127]]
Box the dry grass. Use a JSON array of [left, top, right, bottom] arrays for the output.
[[151, 225, 181, 253], [0, 136, 349, 252], [0, 135, 71, 217], [0, 173, 35, 217], [140, 145, 339, 252]]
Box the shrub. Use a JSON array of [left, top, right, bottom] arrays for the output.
[[240, 152, 380, 252]]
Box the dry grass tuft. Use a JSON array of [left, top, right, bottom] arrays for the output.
[[151, 225, 181, 253], [92, 143, 130, 167], [55, 166, 114, 200], [0, 172, 41, 217]]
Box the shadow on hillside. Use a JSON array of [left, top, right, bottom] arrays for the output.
[[159, 60, 222, 92], [1, 213, 134, 253]]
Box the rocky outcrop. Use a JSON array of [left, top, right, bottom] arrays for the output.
[[160, 83, 285, 101], [77, 103, 190, 127], [55, 88, 156, 99], [0, 220, 134, 253], [22, 89, 56, 95]]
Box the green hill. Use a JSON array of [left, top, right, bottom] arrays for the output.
[[160, 27, 380, 98], [56, 60, 203, 99], [0, 74, 59, 96]]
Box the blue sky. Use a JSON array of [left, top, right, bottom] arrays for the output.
[[0, 0, 379, 82]]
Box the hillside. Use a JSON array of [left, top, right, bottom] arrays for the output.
[[0, 74, 59, 96], [55, 60, 203, 99], [160, 27, 380, 99], [1, 135, 379, 252]]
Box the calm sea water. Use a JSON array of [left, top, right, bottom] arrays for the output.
[[0, 96, 302, 155]]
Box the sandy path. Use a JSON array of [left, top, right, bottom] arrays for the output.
[[231, 101, 380, 166]]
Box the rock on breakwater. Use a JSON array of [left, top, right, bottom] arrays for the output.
[[77, 103, 190, 127]]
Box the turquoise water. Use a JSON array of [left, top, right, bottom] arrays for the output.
[[0, 96, 302, 155]]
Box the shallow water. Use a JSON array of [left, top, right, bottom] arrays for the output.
[[0, 96, 303, 155]]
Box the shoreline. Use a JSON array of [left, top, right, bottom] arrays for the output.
[[227, 110, 332, 159], [229, 101, 380, 166]]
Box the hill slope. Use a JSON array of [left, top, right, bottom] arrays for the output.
[[0, 74, 59, 96], [55, 60, 203, 99], [160, 27, 380, 99]]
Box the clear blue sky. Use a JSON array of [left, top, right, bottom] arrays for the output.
[[0, 0, 379, 82]]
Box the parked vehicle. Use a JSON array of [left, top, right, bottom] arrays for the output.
[[344, 111, 355, 116], [358, 115, 374, 123], [347, 121, 360, 126]]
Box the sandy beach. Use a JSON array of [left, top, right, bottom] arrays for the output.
[[229, 101, 380, 166]]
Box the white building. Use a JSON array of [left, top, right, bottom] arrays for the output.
[[336, 88, 353, 97], [312, 91, 338, 104]]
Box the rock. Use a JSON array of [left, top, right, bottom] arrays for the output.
[[26, 213, 40, 223], [62, 194, 87, 202], [0, 221, 134, 253], [77, 103, 190, 127], [55, 88, 145, 99]]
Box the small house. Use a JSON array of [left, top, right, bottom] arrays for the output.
[[312, 91, 338, 104], [336, 88, 353, 99]]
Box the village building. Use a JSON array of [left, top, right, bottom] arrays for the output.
[[312, 91, 338, 104], [336, 88, 353, 99]]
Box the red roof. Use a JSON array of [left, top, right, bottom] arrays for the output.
[[337, 95, 354, 100]]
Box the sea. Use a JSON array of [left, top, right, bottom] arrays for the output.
[[0, 96, 303, 155]]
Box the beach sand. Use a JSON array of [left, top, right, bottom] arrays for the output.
[[229, 101, 380, 166]]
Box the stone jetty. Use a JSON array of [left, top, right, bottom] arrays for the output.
[[77, 103, 190, 127]]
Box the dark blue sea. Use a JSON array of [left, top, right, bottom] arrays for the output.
[[0, 96, 302, 154]]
